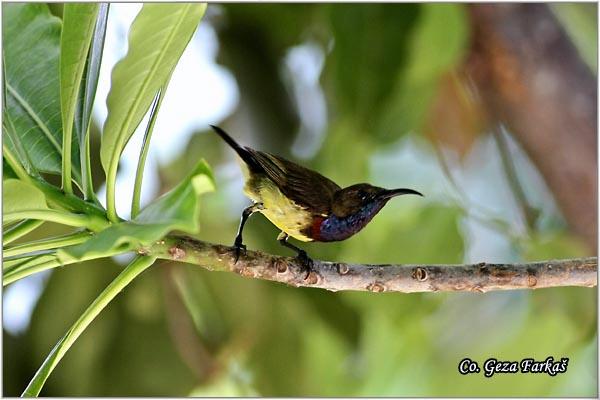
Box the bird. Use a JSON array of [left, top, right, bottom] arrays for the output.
[[209, 125, 423, 275]]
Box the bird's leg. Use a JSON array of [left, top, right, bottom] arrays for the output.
[[277, 232, 313, 279], [233, 203, 263, 263]]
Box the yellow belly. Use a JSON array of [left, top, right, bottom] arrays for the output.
[[242, 174, 313, 242]]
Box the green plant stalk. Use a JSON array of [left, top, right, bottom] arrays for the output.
[[81, 135, 97, 202], [3, 220, 45, 245], [3, 245, 126, 285], [106, 164, 118, 222], [4, 252, 57, 275], [22, 255, 157, 396], [4, 259, 60, 286], [61, 131, 73, 194], [4, 210, 107, 231], [492, 127, 536, 232], [4, 248, 112, 285], [131, 87, 165, 218], [3, 231, 91, 258]]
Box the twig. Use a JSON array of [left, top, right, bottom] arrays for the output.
[[146, 236, 597, 293], [492, 125, 537, 231]]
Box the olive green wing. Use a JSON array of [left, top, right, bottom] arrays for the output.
[[246, 148, 340, 215]]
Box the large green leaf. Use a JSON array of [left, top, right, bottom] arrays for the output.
[[101, 3, 206, 220], [60, 161, 215, 261], [2, 4, 80, 181], [60, 3, 99, 192]]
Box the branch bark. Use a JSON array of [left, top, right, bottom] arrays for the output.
[[146, 236, 597, 293]]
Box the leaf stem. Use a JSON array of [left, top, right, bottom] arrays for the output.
[[131, 87, 165, 218], [4, 259, 60, 286], [2, 220, 45, 245], [61, 130, 73, 194], [3, 231, 91, 258], [3, 247, 119, 286], [3, 210, 107, 231], [21, 255, 156, 396]]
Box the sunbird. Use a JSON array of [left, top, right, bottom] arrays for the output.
[[210, 125, 423, 274]]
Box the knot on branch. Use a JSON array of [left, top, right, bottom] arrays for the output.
[[367, 282, 386, 292], [412, 267, 428, 282], [168, 245, 186, 260]]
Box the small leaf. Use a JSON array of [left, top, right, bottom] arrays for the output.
[[60, 3, 100, 192], [2, 179, 48, 214], [59, 160, 215, 261], [101, 3, 206, 220]]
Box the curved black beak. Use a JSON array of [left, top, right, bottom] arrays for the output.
[[380, 188, 424, 199]]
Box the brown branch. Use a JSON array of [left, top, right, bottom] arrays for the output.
[[465, 4, 598, 249], [145, 236, 597, 293]]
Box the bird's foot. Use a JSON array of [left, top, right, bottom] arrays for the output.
[[233, 240, 246, 263], [296, 250, 314, 280]]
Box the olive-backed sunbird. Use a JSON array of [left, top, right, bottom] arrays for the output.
[[210, 125, 423, 273]]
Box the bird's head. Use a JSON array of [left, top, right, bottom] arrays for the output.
[[331, 183, 423, 218]]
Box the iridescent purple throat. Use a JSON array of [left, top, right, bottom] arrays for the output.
[[317, 201, 386, 242]]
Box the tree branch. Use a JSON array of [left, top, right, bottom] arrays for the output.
[[146, 236, 597, 293], [465, 4, 597, 249]]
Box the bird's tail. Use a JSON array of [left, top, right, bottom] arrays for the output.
[[209, 125, 262, 171]]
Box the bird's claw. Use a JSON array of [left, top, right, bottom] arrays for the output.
[[296, 250, 314, 280], [233, 241, 246, 263]]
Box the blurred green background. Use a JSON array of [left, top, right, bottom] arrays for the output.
[[3, 3, 597, 396]]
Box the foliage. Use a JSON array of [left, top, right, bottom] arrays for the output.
[[2, 3, 597, 397], [3, 3, 210, 396]]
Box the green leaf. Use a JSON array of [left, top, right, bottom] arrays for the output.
[[60, 160, 215, 261], [2, 3, 81, 182], [101, 3, 206, 221], [22, 255, 156, 397], [2, 179, 49, 214], [60, 3, 100, 193]]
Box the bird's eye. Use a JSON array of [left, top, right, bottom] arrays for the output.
[[359, 190, 367, 200]]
